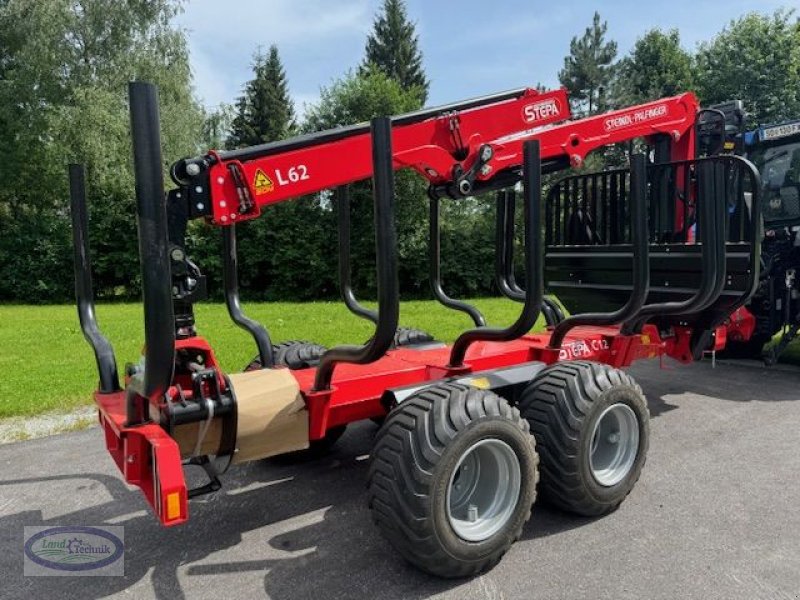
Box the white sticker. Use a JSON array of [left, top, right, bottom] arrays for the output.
[[604, 104, 669, 132], [761, 122, 800, 141], [522, 98, 562, 124], [275, 165, 310, 186], [558, 338, 609, 360]]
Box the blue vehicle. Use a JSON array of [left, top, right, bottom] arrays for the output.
[[730, 119, 800, 361], [745, 120, 800, 227]]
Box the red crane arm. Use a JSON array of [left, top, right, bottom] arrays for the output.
[[200, 87, 568, 224], [194, 88, 699, 226], [492, 92, 699, 172]]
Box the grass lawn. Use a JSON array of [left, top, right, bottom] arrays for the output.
[[780, 338, 800, 363], [0, 298, 537, 418]]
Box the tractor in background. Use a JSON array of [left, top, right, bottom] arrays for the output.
[[708, 108, 800, 362]]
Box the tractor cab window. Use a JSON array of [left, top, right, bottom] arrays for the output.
[[748, 140, 800, 226]]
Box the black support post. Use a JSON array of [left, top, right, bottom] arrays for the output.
[[429, 196, 486, 327], [222, 225, 274, 368], [448, 140, 543, 367], [126, 81, 176, 424], [337, 185, 379, 325], [69, 164, 120, 394], [313, 117, 400, 391], [621, 159, 727, 334], [495, 190, 560, 326], [494, 190, 524, 301]]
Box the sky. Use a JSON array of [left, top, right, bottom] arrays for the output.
[[176, 0, 797, 115]]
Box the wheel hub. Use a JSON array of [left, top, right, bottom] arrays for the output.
[[589, 403, 639, 487], [446, 439, 521, 542]]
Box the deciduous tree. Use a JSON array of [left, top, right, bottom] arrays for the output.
[[613, 29, 694, 106], [0, 0, 201, 301], [695, 10, 800, 126]]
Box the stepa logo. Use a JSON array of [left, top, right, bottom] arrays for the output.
[[24, 526, 124, 576], [522, 98, 562, 124]]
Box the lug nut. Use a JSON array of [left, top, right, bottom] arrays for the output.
[[467, 504, 478, 522]]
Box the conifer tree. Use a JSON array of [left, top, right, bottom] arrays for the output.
[[223, 44, 303, 298], [361, 0, 428, 105], [558, 12, 617, 116], [228, 45, 295, 149]]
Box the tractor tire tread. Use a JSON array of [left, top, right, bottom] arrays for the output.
[[245, 340, 327, 371], [393, 327, 436, 347], [518, 361, 648, 517], [367, 383, 538, 578]]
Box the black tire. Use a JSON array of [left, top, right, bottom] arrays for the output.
[[393, 327, 436, 347], [367, 383, 538, 578], [518, 361, 649, 517], [244, 340, 327, 371], [364, 327, 437, 349]]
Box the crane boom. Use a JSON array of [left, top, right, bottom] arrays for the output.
[[172, 88, 698, 226]]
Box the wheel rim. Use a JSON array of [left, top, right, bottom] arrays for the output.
[[446, 439, 521, 542], [589, 403, 640, 487]]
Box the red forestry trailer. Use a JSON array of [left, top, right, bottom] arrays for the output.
[[70, 82, 761, 577]]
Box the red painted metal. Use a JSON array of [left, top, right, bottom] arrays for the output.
[[96, 390, 188, 526], [295, 324, 669, 442], [724, 306, 757, 344], [207, 88, 568, 224], [206, 91, 698, 225], [96, 321, 676, 525], [96, 336, 227, 526]]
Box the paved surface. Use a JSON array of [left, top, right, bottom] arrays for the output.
[[1, 359, 799, 600]]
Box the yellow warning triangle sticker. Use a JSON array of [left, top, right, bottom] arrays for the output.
[[253, 169, 274, 195]]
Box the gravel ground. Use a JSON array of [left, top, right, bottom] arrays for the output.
[[0, 359, 798, 600], [0, 406, 96, 444]]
